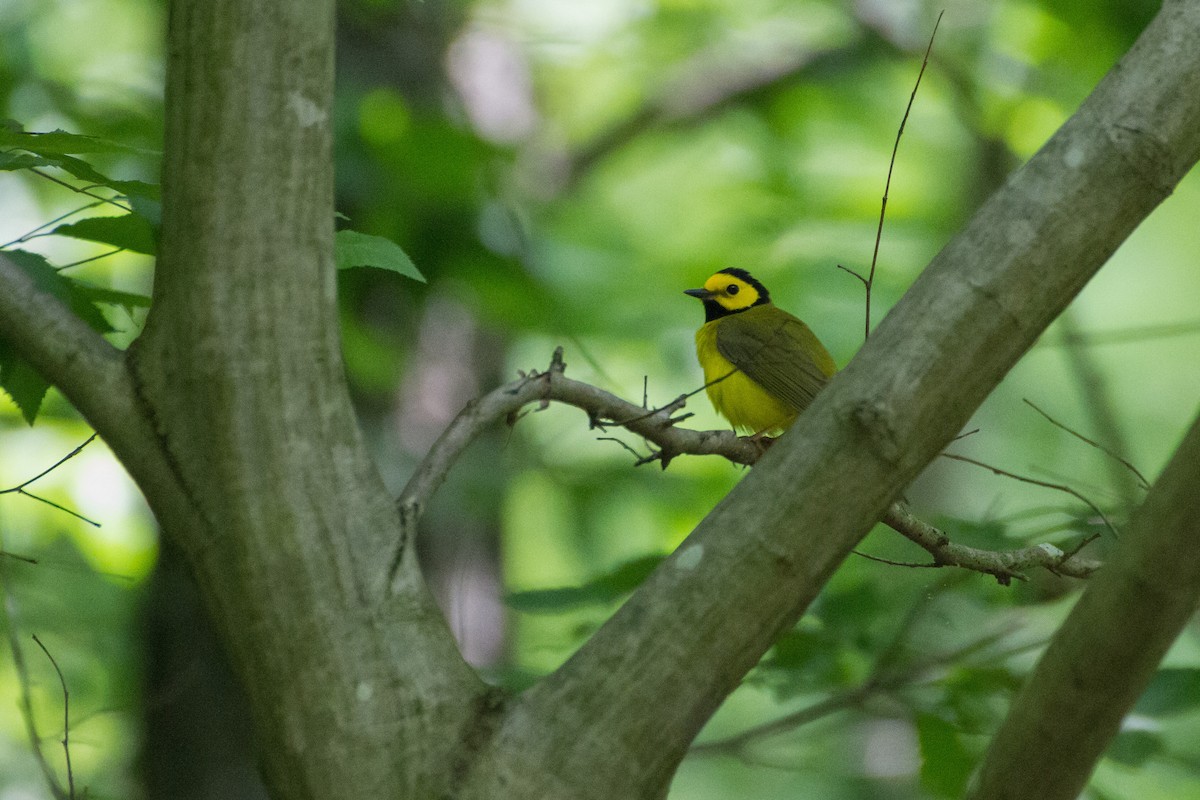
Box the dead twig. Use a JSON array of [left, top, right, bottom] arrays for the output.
[[388, 347, 1104, 590]]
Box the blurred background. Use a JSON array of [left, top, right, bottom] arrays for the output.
[[2, 0, 1199, 798]]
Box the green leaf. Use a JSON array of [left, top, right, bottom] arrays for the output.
[[35, 152, 159, 200], [0, 250, 129, 424], [1106, 728, 1164, 767], [506, 554, 664, 613], [0, 151, 52, 171], [1135, 668, 1200, 716], [127, 195, 162, 227], [3, 249, 112, 334], [1, 128, 160, 200], [917, 714, 975, 798], [335, 230, 424, 282], [0, 340, 50, 425], [0, 127, 156, 156], [54, 214, 157, 255]]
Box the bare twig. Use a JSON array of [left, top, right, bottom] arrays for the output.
[[32, 634, 75, 800], [843, 11, 943, 341], [0, 200, 107, 250], [941, 452, 1120, 540], [391, 348, 1103, 587], [56, 247, 128, 272], [0, 434, 101, 527], [0, 595, 69, 800], [1023, 398, 1151, 491], [853, 549, 942, 569], [29, 168, 132, 213], [881, 501, 1100, 583], [1056, 312, 1144, 508]]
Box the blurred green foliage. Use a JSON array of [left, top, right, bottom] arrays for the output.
[[3, 0, 1200, 798]]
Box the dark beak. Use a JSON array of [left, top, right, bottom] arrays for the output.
[[684, 288, 713, 300]]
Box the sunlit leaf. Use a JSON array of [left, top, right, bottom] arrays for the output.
[[3, 249, 112, 333], [335, 230, 425, 282], [54, 214, 157, 255], [0, 128, 155, 155], [0, 342, 50, 425], [0, 128, 160, 199], [76, 284, 152, 313], [0, 249, 125, 424]]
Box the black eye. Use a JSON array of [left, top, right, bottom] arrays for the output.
[[726, 284, 739, 295]]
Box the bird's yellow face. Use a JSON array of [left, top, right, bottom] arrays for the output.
[[684, 268, 771, 321], [700, 273, 761, 311]]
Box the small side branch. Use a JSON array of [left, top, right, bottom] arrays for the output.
[[0, 434, 101, 526], [881, 502, 1100, 583], [841, 11, 943, 341], [1, 594, 70, 800], [394, 348, 1103, 584], [0, 252, 193, 534], [32, 634, 75, 800]]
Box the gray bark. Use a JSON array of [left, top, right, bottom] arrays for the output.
[[128, 1, 486, 797], [1, 1, 1199, 799]]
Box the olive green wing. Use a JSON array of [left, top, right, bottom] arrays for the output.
[[715, 305, 835, 414]]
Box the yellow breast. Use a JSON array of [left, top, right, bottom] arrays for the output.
[[695, 321, 798, 434]]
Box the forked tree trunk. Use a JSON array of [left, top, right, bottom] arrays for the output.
[[2, 2, 1200, 799]]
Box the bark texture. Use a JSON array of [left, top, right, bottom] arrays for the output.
[[2, 2, 1200, 800], [127, 2, 484, 798]]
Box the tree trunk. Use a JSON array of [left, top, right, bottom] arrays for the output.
[[2, 2, 1200, 799], [128, 1, 486, 797]]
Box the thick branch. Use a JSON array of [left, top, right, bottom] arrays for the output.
[[0, 254, 191, 529], [396, 348, 1100, 583], [967, 408, 1200, 800], [457, 3, 1200, 797]]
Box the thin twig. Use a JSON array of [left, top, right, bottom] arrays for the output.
[[853, 550, 941, 569], [32, 634, 75, 800], [391, 348, 1104, 588], [0, 594, 69, 800], [10, 492, 100, 527], [56, 247, 128, 272], [0, 200, 107, 250], [0, 434, 101, 526], [880, 501, 1099, 583], [30, 168, 131, 213], [9, 434, 98, 490], [942, 452, 1120, 540], [1023, 398, 1151, 491], [855, 10, 943, 341]]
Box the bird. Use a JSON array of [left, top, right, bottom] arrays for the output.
[[684, 268, 837, 437]]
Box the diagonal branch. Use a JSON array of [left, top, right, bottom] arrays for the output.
[[394, 348, 1101, 584], [455, 3, 1200, 797], [0, 253, 191, 531], [967, 407, 1200, 800]]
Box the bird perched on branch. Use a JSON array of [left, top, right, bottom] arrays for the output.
[[685, 268, 836, 437]]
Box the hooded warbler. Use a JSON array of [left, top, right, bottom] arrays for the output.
[[685, 268, 836, 436]]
